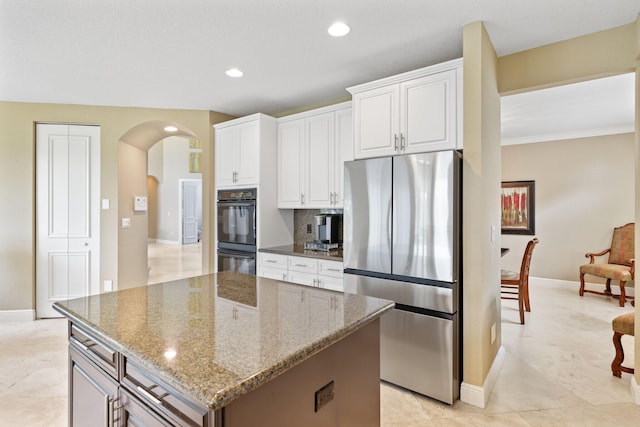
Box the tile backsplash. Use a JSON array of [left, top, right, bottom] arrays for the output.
[[293, 209, 344, 245]]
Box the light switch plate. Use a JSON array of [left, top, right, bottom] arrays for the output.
[[121, 218, 131, 229], [101, 198, 110, 210]]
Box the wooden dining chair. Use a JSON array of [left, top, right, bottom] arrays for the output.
[[501, 238, 539, 325]]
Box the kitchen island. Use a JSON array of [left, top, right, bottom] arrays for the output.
[[53, 271, 393, 426]]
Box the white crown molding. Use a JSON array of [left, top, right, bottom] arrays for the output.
[[501, 125, 634, 146]]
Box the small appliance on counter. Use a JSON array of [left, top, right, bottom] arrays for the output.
[[304, 213, 343, 252]]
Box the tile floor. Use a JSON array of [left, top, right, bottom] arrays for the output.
[[1, 243, 638, 426]]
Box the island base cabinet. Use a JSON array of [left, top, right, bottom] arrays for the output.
[[221, 319, 381, 427], [69, 346, 119, 427]]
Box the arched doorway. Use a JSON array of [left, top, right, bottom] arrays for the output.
[[117, 121, 202, 288]]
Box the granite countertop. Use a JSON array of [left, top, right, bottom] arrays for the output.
[[260, 244, 343, 261], [53, 271, 392, 411]]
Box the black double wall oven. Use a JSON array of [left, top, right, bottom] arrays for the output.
[[216, 188, 257, 275]]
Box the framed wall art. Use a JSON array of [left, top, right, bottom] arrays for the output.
[[501, 180, 535, 235]]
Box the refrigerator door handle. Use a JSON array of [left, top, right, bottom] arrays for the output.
[[387, 198, 392, 249]]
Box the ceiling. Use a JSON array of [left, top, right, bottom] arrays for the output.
[[501, 73, 636, 145], [1, 0, 639, 141]]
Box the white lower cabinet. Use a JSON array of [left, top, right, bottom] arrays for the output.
[[259, 253, 343, 291]]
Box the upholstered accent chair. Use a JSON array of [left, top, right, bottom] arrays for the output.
[[501, 238, 539, 325], [611, 311, 635, 377], [579, 223, 635, 307]]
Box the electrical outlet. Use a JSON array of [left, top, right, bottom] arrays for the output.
[[314, 380, 334, 412], [490, 323, 496, 344], [307, 224, 312, 233]]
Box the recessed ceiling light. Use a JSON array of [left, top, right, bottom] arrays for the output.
[[164, 126, 178, 132], [226, 68, 244, 78], [328, 22, 350, 37]]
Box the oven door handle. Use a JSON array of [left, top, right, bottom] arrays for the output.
[[217, 201, 256, 208], [218, 251, 256, 259]]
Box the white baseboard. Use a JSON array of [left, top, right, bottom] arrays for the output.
[[460, 345, 506, 408], [530, 276, 579, 287], [632, 375, 640, 405], [151, 239, 180, 245], [0, 309, 35, 321]]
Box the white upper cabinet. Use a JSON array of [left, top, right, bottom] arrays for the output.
[[277, 102, 352, 209], [349, 58, 462, 159], [215, 114, 275, 188], [278, 119, 305, 207]]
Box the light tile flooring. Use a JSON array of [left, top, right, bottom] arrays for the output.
[[147, 241, 203, 284], [2, 243, 638, 425]]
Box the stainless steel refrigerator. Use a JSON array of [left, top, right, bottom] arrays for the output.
[[343, 150, 461, 404]]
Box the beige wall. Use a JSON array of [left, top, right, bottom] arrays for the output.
[[462, 21, 502, 392], [118, 141, 149, 288], [498, 23, 637, 95], [501, 134, 635, 282], [0, 101, 230, 311]]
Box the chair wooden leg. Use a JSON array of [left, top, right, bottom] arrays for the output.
[[518, 283, 525, 325], [619, 281, 626, 307], [612, 331, 624, 377], [605, 279, 612, 295], [523, 279, 531, 312], [579, 273, 585, 296]]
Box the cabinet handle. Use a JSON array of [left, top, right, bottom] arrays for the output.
[[326, 268, 341, 272], [400, 134, 406, 151], [334, 192, 338, 205], [329, 192, 333, 205], [282, 272, 286, 281], [266, 259, 277, 263], [108, 397, 122, 427], [295, 263, 308, 268], [137, 385, 162, 405], [301, 193, 305, 205], [394, 134, 399, 151]]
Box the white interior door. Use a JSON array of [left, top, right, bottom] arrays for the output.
[[182, 180, 201, 244], [36, 124, 100, 318]]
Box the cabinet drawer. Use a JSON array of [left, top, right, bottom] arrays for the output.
[[288, 271, 317, 287], [319, 275, 344, 292], [288, 256, 318, 274], [120, 388, 174, 426], [260, 266, 288, 281], [318, 260, 343, 278], [122, 358, 209, 427], [70, 324, 118, 378], [259, 252, 288, 269]]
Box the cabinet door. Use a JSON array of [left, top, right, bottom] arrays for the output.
[[306, 112, 334, 208], [215, 126, 236, 187], [334, 108, 352, 208], [235, 121, 259, 185], [353, 84, 399, 159], [278, 119, 305, 207], [69, 347, 118, 427], [400, 69, 457, 153]]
